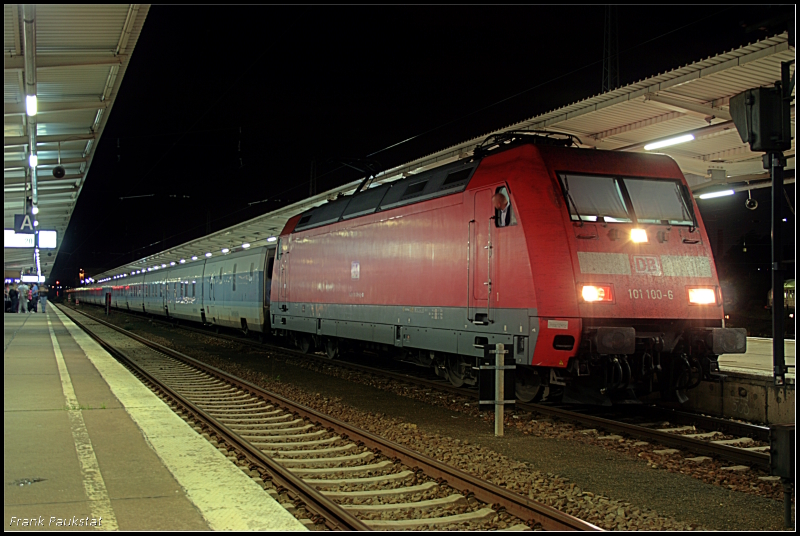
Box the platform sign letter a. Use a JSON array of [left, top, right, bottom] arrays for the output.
[[14, 214, 35, 234]]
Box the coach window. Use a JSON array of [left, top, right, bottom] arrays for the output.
[[232, 264, 237, 292], [494, 186, 517, 227], [192, 281, 196, 298]]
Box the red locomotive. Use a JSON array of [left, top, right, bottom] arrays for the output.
[[272, 131, 746, 404]]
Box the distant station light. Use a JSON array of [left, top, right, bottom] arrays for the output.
[[222, 248, 230, 254], [191, 256, 198, 260], [29, 154, 38, 168], [180, 259, 186, 263], [205, 252, 212, 257], [242, 243, 250, 249], [31, 205, 39, 215], [170, 261, 176, 266], [267, 236, 277, 242]]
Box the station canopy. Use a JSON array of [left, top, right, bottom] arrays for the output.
[[4, 5, 150, 278], [91, 31, 795, 283]]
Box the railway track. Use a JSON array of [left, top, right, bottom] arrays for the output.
[[67, 304, 772, 471], [58, 304, 600, 531]]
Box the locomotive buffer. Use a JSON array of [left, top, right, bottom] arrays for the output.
[[477, 343, 516, 437]]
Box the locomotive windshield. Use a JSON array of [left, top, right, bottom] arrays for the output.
[[559, 173, 694, 226]]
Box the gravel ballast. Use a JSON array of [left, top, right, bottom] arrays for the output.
[[75, 307, 793, 531]]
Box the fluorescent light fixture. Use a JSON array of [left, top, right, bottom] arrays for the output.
[[222, 248, 229, 253], [180, 259, 186, 264], [205, 252, 212, 257], [31, 206, 39, 215], [267, 236, 277, 242], [698, 189, 734, 200], [29, 154, 38, 168], [191, 256, 198, 260], [631, 229, 648, 243], [644, 134, 695, 151], [26, 94, 37, 116], [242, 243, 250, 248]]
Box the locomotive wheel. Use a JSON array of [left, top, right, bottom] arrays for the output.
[[515, 368, 544, 403], [324, 338, 339, 360], [446, 356, 467, 388], [298, 335, 313, 354]]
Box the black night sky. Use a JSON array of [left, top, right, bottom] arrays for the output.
[[51, 5, 795, 313]]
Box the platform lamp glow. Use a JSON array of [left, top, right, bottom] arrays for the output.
[[698, 190, 735, 199], [26, 94, 37, 116], [643, 134, 694, 151]]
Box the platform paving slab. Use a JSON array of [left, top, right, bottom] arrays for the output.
[[50, 305, 307, 531], [4, 309, 306, 531]]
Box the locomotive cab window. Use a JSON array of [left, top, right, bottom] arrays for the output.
[[558, 173, 695, 226], [493, 186, 517, 227]]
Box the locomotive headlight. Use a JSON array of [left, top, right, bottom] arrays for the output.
[[687, 287, 716, 305], [581, 284, 614, 303], [631, 229, 648, 243]]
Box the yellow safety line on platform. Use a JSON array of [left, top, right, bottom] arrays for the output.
[[48, 317, 119, 531], [51, 305, 307, 532]]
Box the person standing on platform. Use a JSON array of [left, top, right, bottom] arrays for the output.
[[4, 284, 9, 312], [39, 284, 48, 313], [8, 284, 19, 313], [17, 282, 29, 313], [31, 283, 39, 313]]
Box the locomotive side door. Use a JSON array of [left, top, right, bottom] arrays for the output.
[[469, 188, 494, 324], [278, 237, 289, 307]]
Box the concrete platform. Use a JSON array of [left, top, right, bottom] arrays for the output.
[[4, 306, 306, 531], [718, 337, 795, 379], [677, 337, 795, 425]]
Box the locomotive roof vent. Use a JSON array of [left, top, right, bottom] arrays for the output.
[[473, 130, 582, 158]]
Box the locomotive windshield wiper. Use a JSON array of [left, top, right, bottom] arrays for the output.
[[562, 175, 585, 227], [679, 184, 698, 230]]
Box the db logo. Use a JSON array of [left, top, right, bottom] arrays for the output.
[[633, 255, 662, 276]]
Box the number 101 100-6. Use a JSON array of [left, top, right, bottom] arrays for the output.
[[628, 289, 673, 300]]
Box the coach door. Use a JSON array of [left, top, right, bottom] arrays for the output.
[[209, 266, 222, 323], [469, 188, 494, 324]]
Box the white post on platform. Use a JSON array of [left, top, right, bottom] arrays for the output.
[[495, 342, 504, 437]]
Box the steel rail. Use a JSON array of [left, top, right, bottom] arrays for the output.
[[69, 303, 771, 470], [58, 305, 369, 531], [60, 304, 601, 532]]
